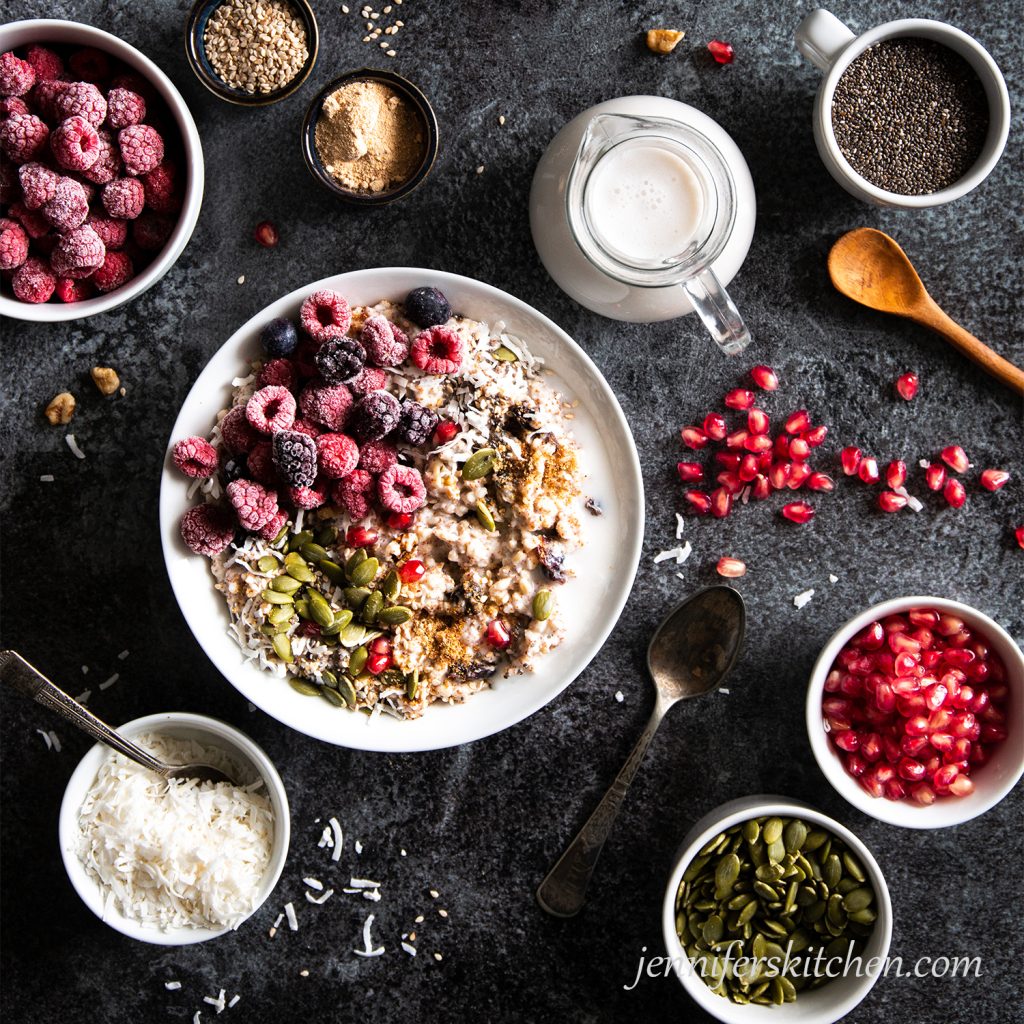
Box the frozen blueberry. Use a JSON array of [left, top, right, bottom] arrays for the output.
[[405, 286, 452, 328], [261, 317, 298, 358]]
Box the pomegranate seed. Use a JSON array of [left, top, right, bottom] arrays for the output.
[[788, 437, 811, 461], [943, 477, 967, 508], [1016, 525, 1024, 548], [878, 490, 907, 513], [846, 753, 867, 777], [676, 461, 705, 483], [806, 472, 834, 492], [253, 220, 279, 247], [787, 463, 812, 489], [724, 388, 754, 410], [803, 424, 828, 447], [860, 771, 885, 799], [784, 409, 810, 434], [840, 446, 862, 475], [768, 461, 791, 489], [433, 419, 459, 445], [757, 450, 773, 470], [684, 490, 712, 515], [387, 511, 414, 530], [909, 608, 939, 626], [703, 412, 728, 441], [710, 487, 732, 518], [940, 445, 969, 473], [852, 621, 884, 649], [943, 647, 975, 667], [781, 501, 814, 524], [774, 435, 790, 459], [716, 471, 743, 495], [398, 558, 425, 584], [895, 372, 918, 400], [486, 618, 511, 650], [680, 426, 709, 450], [726, 429, 750, 449], [893, 652, 917, 675], [948, 775, 974, 796], [752, 475, 771, 500], [346, 525, 378, 547], [923, 463, 946, 491], [980, 468, 1010, 491], [746, 408, 770, 435], [933, 763, 959, 789], [885, 460, 907, 489], [744, 433, 773, 453], [366, 652, 391, 675], [750, 364, 778, 390], [369, 636, 391, 655], [897, 756, 926, 782], [834, 730, 859, 752], [716, 557, 747, 578], [707, 39, 735, 64], [858, 457, 880, 484], [715, 452, 742, 469], [738, 454, 760, 482]]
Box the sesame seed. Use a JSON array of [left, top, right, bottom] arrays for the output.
[[237, 275, 245, 284], [438, 909, 448, 918], [475, 165, 484, 174], [498, 114, 505, 125], [341, 4, 349, 12], [386, 49, 396, 56], [433, 952, 443, 961]]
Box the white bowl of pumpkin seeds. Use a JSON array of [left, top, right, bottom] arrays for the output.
[[662, 796, 892, 1024]]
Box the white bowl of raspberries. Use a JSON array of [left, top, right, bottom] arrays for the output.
[[0, 19, 203, 320]]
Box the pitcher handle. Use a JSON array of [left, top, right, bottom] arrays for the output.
[[682, 269, 752, 356], [796, 9, 856, 71]]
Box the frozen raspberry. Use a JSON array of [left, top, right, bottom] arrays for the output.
[[12, 256, 56, 303], [315, 336, 365, 384], [405, 286, 452, 328], [180, 504, 236, 556], [272, 429, 318, 487], [109, 73, 156, 105], [377, 464, 427, 514], [54, 276, 94, 303], [299, 381, 352, 431], [68, 48, 111, 83], [411, 326, 463, 375], [8, 200, 49, 238], [360, 314, 410, 367], [246, 385, 296, 434], [105, 86, 146, 130], [333, 469, 375, 520], [55, 82, 107, 127], [227, 479, 279, 532], [261, 317, 299, 358], [0, 113, 49, 163], [81, 129, 122, 184], [0, 220, 29, 270], [0, 96, 30, 118], [316, 433, 359, 479], [289, 418, 319, 439], [18, 162, 59, 209], [91, 249, 133, 292], [132, 210, 173, 250], [42, 177, 90, 232], [349, 390, 401, 442], [358, 439, 397, 475], [29, 79, 65, 116], [84, 212, 127, 250], [51, 225, 105, 279], [259, 510, 288, 542], [51, 115, 101, 171], [220, 405, 260, 454], [397, 400, 440, 447], [0, 52, 36, 97], [119, 124, 163, 175], [24, 45, 64, 82], [349, 367, 389, 395], [257, 358, 297, 391], [288, 479, 328, 510], [173, 435, 219, 478], [246, 441, 279, 487], [141, 160, 180, 213], [299, 289, 351, 345]]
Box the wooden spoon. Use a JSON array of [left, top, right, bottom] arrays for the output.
[[828, 228, 1024, 396]]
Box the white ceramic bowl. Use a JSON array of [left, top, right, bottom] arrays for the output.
[[807, 596, 1024, 828], [59, 712, 289, 945], [0, 19, 204, 322], [662, 796, 892, 1024], [159, 268, 644, 752]]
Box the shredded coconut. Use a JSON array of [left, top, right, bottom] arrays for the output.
[[353, 912, 385, 957], [793, 589, 815, 609], [675, 513, 685, 539], [329, 816, 343, 861], [828, 574, 839, 583], [303, 876, 323, 890], [40, 473, 54, 482], [654, 542, 692, 565], [285, 902, 298, 931], [65, 433, 86, 459]]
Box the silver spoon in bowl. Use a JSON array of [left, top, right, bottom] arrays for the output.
[[536, 585, 746, 917], [0, 650, 234, 785]]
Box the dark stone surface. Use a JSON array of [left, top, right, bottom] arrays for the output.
[[1, 1, 1022, 1022]]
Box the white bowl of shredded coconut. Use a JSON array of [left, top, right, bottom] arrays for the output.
[[59, 712, 289, 944]]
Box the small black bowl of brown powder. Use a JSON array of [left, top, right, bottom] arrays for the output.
[[301, 69, 438, 205]]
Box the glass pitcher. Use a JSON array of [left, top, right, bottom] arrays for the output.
[[565, 113, 752, 355]]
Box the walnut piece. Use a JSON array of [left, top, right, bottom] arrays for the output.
[[45, 392, 76, 425], [646, 28, 685, 54], [91, 366, 121, 395]]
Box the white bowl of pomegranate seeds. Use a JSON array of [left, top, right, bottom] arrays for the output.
[[0, 19, 203, 322], [808, 597, 1023, 828]]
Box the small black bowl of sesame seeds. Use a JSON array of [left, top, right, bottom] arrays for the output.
[[185, 0, 319, 107]]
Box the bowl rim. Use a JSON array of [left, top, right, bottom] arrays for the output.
[[58, 711, 290, 945], [184, 0, 319, 107], [0, 18, 205, 323], [661, 795, 893, 1024], [806, 595, 1024, 828], [300, 67, 439, 205]]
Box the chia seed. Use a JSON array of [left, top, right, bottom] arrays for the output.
[[831, 37, 989, 195]]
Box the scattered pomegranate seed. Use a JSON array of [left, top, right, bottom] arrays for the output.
[[726, 429, 749, 449], [346, 525, 378, 547], [784, 409, 810, 434], [681, 426, 709, 449], [752, 475, 771, 500], [747, 408, 770, 434], [840, 446, 862, 476], [807, 472, 835, 492], [858, 457, 880, 485], [774, 435, 790, 459], [788, 463, 812, 489], [1016, 526, 1024, 548], [943, 477, 967, 508], [980, 469, 1010, 491], [387, 511, 415, 530], [803, 425, 828, 447], [924, 463, 946, 491], [738, 454, 760, 482], [486, 618, 511, 650], [768, 461, 791, 489], [398, 558, 425, 584], [676, 461, 705, 484], [707, 39, 735, 64], [750, 364, 778, 390], [716, 557, 747, 578], [724, 388, 755, 410], [433, 419, 459, 445], [744, 433, 772, 453], [788, 437, 811, 461], [703, 412, 728, 441], [253, 220, 279, 247], [878, 490, 907, 512], [710, 487, 733, 518], [940, 445, 969, 473], [885, 460, 907, 489], [714, 452, 741, 470], [684, 490, 712, 515], [781, 501, 815, 524], [369, 636, 391, 655], [895, 372, 918, 400], [716, 470, 743, 495], [366, 652, 391, 675]]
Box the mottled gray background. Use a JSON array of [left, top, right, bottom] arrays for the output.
[[1, 1, 1022, 1022]]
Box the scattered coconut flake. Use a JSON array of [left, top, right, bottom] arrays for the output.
[[305, 888, 334, 905], [164, 981, 182, 990], [81, 665, 89, 674], [193, 1013, 201, 1024], [303, 877, 323, 890], [793, 589, 815, 609], [37, 729, 52, 750], [415, 914, 424, 923], [402, 941, 417, 956], [353, 913, 385, 957], [65, 434, 86, 459], [273, 912, 284, 928], [654, 543, 690, 565], [98, 673, 119, 691], [118, 650, 129, 660], [362, 888, 381, 902], [40, 474, 54, 482], [828, 574, 839, 584], [719, 688, 730, 695], [247, 702, 256, 712], [355, 839, 363, 854], [349, 877, 381, 888], [48, 730, 61, 752], [202, 990, 226, 1013], [614, 691, 624, 703], [285, 901, 298, 931], [329, 816, 343, 861], [76, 689, 91, 703], [893, 484, 923, 512], [675, 513, 685, 539], [317, 826, 333, 849], [228, 996, 240, 1009], [918, 459, 930, 469]]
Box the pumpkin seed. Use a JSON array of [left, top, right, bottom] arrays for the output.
[[270, 522, 290, 547], [318, 685, 344, 707], [336, 675, 357, 707], [320, 559, 346, 585], [842, 888, 873, 914], [803, 830, 829, 853], [493, 345, 518, 361], [322, 669, 338, 689], [258, 555, 279, 573], [532, 589, 554, 621], [272, 633, 294, 662], [262, 588, 294, 605], [702, 915, 724, 944], [823, 854, 842, 890], [349, 557, 380, 588], [475, 500, 496, 531], [377, 605, 413, 626], [294, 597, 311, 619], [322, 608, 354, 636], [406, 668, 420, 700], [346, 548, 368, 576], [767, 838, 785, 863], [340, 623, 366, 647], [270, 574, 303, 594], [784, 820, 807, 854], [762, 818, 784, 845], [699, 833, 727, 857], [315, 525, 337, 546], [286, 561, 316, 584], [842, 852, 866, 883], [715, 853, 741, 897], [344, 586, 371, 608], [288, 530, 314, 552], [268, 604, 293, 625], [742, 819, 760, 844], [362, 590, 384, 624], [348, 645, 369, 677], [848, 907, 877, 925], [380, 569, 401, 602], [462, 447, 497, 480], [306, 589, 335, 628], [288, 677, 320, 696], [300, 542, 328, 563]]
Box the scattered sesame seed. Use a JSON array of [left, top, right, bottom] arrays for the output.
[[415, 914, 424, 923], [475, 165, 485, 174], [614, 690, 624, 702], [386, 49, 396, 56], [379, 40, 388, 47], [237, 275, 245, 285], [342, 3, 349, 11], [430, 889, 439, 898], [433, 952, 443, 961], [438, 909, 448, 918], [299, 969, 309, 977], [362, 35, 370, 41], [499, 115, 506, 125], [400, 848, 407, 856], [384, 3, 391, 10]]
